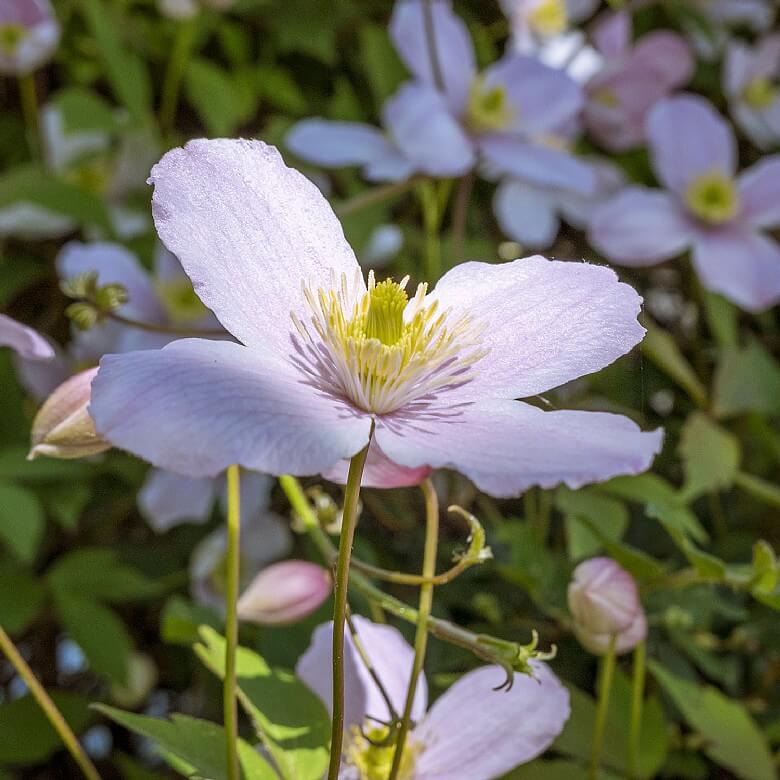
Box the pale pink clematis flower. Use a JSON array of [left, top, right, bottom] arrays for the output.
[[0, 0, 59, 75], [90, 139, 661, 497], [0, 313, 54, 360], [501, 0, 598, 53], [590, 94, 780, 312], [297, 616, 570, 779]]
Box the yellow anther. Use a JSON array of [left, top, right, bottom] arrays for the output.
[[0, 24, 26, 55], [466, 76, 514, 134], [743, 76, 777, 110], [685, 171, 739, 225], [346, 724, 418, 780], [528, 0, 568, 37]]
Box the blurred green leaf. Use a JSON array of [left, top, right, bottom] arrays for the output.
[[678, 412, 741, 501], [256, 65, 307, 115], [505, 760, 621, 779], [358, 24, 405, 110], [186, 59, 254, 136], [0, 446, 93, 482], [52, 87, 119, 134], [0, 482, 44, 563], [0, 560, 45, 634], [555, 487, 628, 561], [44, 482, 92, 530], [713, 341, 780, 419], [160, 596, 221, 646]]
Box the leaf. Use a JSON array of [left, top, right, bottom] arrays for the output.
[[45, 482, 92, 530], [358, 24, 406, 110], [95, 705, 278, 780], [0, 446, 93, 481], [186, 59, 251, 136], [678, 412, 741, 500], [505, 759, 622, 780], [713, 340, 780, 419], [0, 481, 45, 562], [555, 487, 628, 561], [649, 662, 775, 780], [0, 692, 93, 765], [256, 65, 307, 115], [52, 87, 119, 134], [160, 596, 221, 646], [195, 627, 330, 780], [0, 560, 45, 634]]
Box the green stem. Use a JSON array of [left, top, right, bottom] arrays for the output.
[[335, 177, 423, 217], [419, 182, 443, 280], [327, 441, 371, 780], [734, 471, 780, 509], [0, 626, 102, 780], [159, 17, 197, 138], [588, 635, 617, 780], [628, 641, 646, 779], [450, 171, 474, 267], [18, 72, 40, 158], [105, 310, 223, 337], [389, 479, 439, 780], [224, 465, 241, 780]]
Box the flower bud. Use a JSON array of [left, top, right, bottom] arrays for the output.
[[0, 0, 60, 76], [568, 557, 642, 637], [237, 560, 331, 626], [28, 367, 111, 460], [574, 610, 647, 657]]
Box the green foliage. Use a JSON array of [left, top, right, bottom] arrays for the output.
[[678, 412, 741, 500], [0, 482, 44, 562]]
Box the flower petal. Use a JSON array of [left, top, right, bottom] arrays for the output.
[[375, 400, 663, 498], [493, 179, 560, 249], [630, 31, 693, 89], [285, 119, 395, 168], [389, 0, 476, 113], [90, 339, 372, 478], [588, 187, 693, 265], [384, 83, 475, 177], [428, 256, 646, 399], [414, 662, 569, 780], [0, 314, 55, 361], [322, 440, 432, 489], [138, 468, 216, 533], [738, 156, 780, 229], [646, 95, 737, 195], [149, 139, 363, 355], [692, 228, 780, 313], [592, 11, 630, 59]]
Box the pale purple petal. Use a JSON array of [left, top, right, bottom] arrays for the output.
[[90, 339, 372, 478], [724, 38, 755, 96], [375, 400, 663, 498], [493, 180, 560, 249], [0, 0, 59, 75], [384, 83, 475, 177], [138, 468, 216, 533], [363, 147, 418, 182], [322, 440, 432, 489], [0, 314, 55, 361], [285, 120, 395, 169], [592, 11, 630, 59], [738, 156, 780, 229], [589, 187, 693, 265], [692, 227, 780, 312], [427, 256, 646, 399], [296, 616, 427, 733], [415, 662, 569, 780], [14, 342, 71, 400], [646, 95, 737, 195], [149, 139, 364, 356], [630, 32, 693, 89], [389, 0, 476, 113], [479, 136, 596, 194]]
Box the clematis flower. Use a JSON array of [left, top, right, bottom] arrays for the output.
[[686, 0, 775, 60], [584, 11, 693, 152], [297, 615, 570, 779], [90, 138, 661, 498], [501, 0, 598, 54], [0, 0, 59, 75], [589, 94, 780, 312], [723, 33, 780, 150], [0, 313, 54, 360]]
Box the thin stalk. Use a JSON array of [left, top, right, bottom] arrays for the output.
[[327, 441, 371, 780], [159, 17, 197, 138], [0, 626, 102, 780], [389, 479, 439, 780], [735, 471, 780, 509], [224, 465, 241, 780], [105, 310, 223, 337], [349, 552, 472, 586], [18, 72, 40, 158], [419, 182, 443, 280], [588, 635, 617, 780], [450, 171, 475, 267], [628, 641, 646, 779], [335, 177, 422, 217]]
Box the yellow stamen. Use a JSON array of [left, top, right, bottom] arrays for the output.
[[346, 724, 418, 780], [685, 171, 739, 225], [156, 277, 208, 325], [592, 87, 620, 108], [743, 76, 777, 110], [0, 24, 27, 55], [465, 76, 514, 134], [528, 0, 568, 37]]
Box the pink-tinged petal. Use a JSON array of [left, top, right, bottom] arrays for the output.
[[389, 0, 476, 113], [296, 616, 427, 734], [57, 241, 166, 324], [138, 468, 216, 533], [0, 314, 55, 361], [723, 39, 754, 96], [589, 187, 693, 266], [479, 136, 596, 194], [646, 95, 737, 195], [630, 32, 693, 89], [14, 342, 70, 400], [738, 156, 780, 229], [591, 10, 630, 59], [375, 400, 663, 498], [0, 0, 59, 75], [428, 256, 645, 400], [90, 339, 372, 478], [149, 139, 363, 356], [285, 119, 394, 168], [384, 83, 475, 177], [322, 440, 432, 489], [493, 180, 560, 249], [414, 662, 569, 780], [692, 228, 780, 313]]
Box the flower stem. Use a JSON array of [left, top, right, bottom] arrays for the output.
[[389, 479, 439, 780], [18, 72, 40, 159], [628, 641, 646, 779], [419, 182, 443, 280], [327, 442, 371, 780], [335, 177, 423, 217], [0, 626, 102, 780], [735, 470, 780, 509], [588, 635, 617, 780], [224, 464, 241, 780], [104, 310, 223, 337], [450, 171, 475, 267], [159, 17, 197, 138]]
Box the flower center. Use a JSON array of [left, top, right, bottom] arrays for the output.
[[685, 171, 739, 224], [528, 0, 568, 37], [743, 76, 777, 110], [157, 277, 209, 324], [0, 24, 27, 55], [291, 270, 486, 415], [346, 724, 418, 780], [592, 87, 620, 108], [465, 76, 514, 134]]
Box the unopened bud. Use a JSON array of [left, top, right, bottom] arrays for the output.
[[237, 560, 331, 626], [28, 368, 110, 460], [574, 610, 647, 656]]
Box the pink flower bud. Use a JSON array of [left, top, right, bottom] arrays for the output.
[[28, 368, 111, 460], [237, 560, 331, 626], [575, 610, 647, 657], [0, 0, 60, 76], [568, 557, 642, 636]]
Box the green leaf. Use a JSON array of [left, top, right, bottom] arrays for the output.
[[358, 24, 406, 110], [505, 759, 622, 780], [186, 59, 251, 136], [95, 705, 278, 780], [678, 412, 741, 500], [256, 65, 306, 115], [713, 340, 780, 419], [196, 627, 330, 780], [555, 487, 628, 560], [649, 661, 775, 780], [52, 87, 119, 134], [0, 560, 45, 634], [160, 596, 221, 646], [0, 481, 45, 562], [0, 692, 93, 765], [45, 482, 92, 530], [0, 446, 93, 481]]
